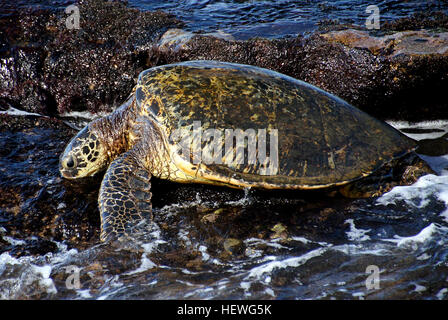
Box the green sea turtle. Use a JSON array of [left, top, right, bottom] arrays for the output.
[[59, 60, 432, 241]]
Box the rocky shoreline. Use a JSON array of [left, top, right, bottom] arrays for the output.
[[1, 0, 448, 253]]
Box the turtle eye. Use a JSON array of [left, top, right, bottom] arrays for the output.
[[65, 156, 76, 169]]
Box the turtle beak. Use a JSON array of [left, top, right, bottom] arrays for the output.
[[60, 168, 76, 179], [59, 163, 78, 179]]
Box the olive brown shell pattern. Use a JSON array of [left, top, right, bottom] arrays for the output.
[[134, 60, 415, 189]]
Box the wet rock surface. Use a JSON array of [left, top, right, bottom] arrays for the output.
[[0, 0, 182, 115], [0, 114, 99, 248], [382, 11, 448, 32]]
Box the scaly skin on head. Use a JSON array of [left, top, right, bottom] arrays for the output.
[[59, 96, 139, 179], [90, 97, 139, 161]]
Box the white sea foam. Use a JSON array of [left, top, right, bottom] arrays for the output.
[[156, 193, 206, 214], [181, 268, 200, 275], [412, 283, 427, 293], [375, 139, 448, 229], [0, 106, 45, 117], [139, 225, 167, 252], [245, 247, 327, 280], [123, 225, 167, 275], [177, 228, 193, 248], [436, 288, 448, 300], [244, 238, 290, 253], [198, 245, 210, 261], [60, 110, 110, 120], [345, 219, 371, 242], [331, 243, 390, 256], [97, 275, 125, 300], [352, 291, 365, 300], [57, 203, 66, 210], [0, 252, 20, 269], [265, 287, 275, 297], [382, 223, 439, 247], [417, 253, 431, 260], [388, 120, 448, 130], [289, 236, 312, 244], [240, 280, 252, 296], [377, 174, 448, 209], [33, 265, 57, 294], [0, 252, 57, 298], [0, 238, 95, 299], [77, 289, 93, 299], [124, 256, 157, 275], [3, 236, 26, 246], [242, 237, 393, 288]]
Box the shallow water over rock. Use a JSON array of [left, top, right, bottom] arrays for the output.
[[1, 112, 448, 300]]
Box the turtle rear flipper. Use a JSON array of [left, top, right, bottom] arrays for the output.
[[99, 151, 152, 242]]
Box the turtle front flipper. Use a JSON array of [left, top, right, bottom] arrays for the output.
[[98, 151, 152, 242]]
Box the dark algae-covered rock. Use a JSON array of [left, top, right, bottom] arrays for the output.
[[1, 1, 447, 120], [0, 114, 101, 247], [382, 11, 448, 31], [0, 0, 182, 115]]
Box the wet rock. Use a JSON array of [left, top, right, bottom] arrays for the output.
[[0, 238, 58, 258], [0, 114, 101, 247], [200, 208, 225, 224], [270, 223, 288, 240], [0, 0, 182, 115], [417, 133, 448, 156], [383, 11, 448, 32], [2, 2, 447, 120], [222, 238, 244, 256], [322, 29, 448, 56], [157, 28, 235, 54]]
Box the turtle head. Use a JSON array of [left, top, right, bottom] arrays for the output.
[[60, 125, 109, 179]]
